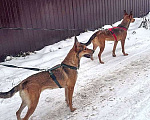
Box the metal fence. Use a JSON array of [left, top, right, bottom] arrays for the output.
[[0, 0, 150, 62]]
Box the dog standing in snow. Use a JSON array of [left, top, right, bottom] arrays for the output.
[[0, 37, 94, 120], [84, 10, 135, 64]]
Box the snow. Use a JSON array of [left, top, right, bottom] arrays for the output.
[[0, 13, 150, 120]]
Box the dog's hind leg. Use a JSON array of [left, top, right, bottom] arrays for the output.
[[90, 42, 98, 60], [93, 42, 98, 51], [98, 40, 105, 64], [112, 41, 118, 57], [23, 101, 39, 120], [22, 89, 40, 120], [16, 91, 28, 120], [16, 100, 26, 120]]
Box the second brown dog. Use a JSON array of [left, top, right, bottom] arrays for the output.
[[84, 10, 135, 64]]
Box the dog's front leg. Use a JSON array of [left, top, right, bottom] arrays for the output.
[[112, 41, 118, 57], [121, 39, 128, 56], [67, 86, 76, 112], [65, 88, 69, 106]]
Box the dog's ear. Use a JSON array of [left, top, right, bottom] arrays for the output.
[[74, 36, 78, 45], [129, 11, 133, 18], [124, 10, 128, 15], [74, 36, 80, 52], [130, 11, 133, 15]]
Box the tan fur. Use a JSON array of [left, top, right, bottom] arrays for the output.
[[0, 37, 94, 120], [85, 10, 135, 64]]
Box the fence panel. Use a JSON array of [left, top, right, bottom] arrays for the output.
[[0, 0, 150, 61]]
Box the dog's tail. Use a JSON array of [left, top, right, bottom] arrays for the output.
[[0, 84, 20, 99], [84, 32, 98, 46]]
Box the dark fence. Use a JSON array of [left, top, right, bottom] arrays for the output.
[[0, 0, 150, 62]]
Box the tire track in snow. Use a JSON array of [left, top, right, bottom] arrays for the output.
[[72, 48, 150, 120]]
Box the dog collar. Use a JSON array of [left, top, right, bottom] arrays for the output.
[[61, 63, 78, 70]]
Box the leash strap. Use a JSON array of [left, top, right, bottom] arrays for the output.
[[0, 63, 77, 88], [49, 70, 62, 88], [0, 64, 45, 71], [48, 64, 62, 88], [48, 63, 77, 88], [108, 27, 127, 41]]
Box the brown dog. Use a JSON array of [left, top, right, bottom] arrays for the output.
[[0, 37, 94, 120], [84, 10, 135, 64]]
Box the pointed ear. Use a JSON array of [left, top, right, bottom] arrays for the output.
[[74, 36, 78, 45], [129, 11, 133, 19], [124, 10, 128, 15], [130, 11, 133, 15], [74, 36, 79, 52]]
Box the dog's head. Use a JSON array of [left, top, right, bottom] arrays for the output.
[[124, 10, 135, 23], [73, 36, 94, 59]]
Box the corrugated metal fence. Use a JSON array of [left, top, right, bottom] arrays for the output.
[[0, 0, 150, 61]]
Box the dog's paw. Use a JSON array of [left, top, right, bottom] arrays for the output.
[[124, 53, 128, 56], [100, 61, 104, 64], [71, 108, 76, 112], [112, 54, 116, 57]]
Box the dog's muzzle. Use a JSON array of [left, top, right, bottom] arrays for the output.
[[83, 54, 91, 58], [83, 50, 94, 58]]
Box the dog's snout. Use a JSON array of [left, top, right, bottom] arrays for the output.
[[133, 19, 135, 22]]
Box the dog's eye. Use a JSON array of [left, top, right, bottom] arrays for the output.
[[84, 48, 87, 50]]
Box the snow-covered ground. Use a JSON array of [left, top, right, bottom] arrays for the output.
[[0, 13, 150, 120]]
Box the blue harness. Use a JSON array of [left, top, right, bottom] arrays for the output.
[[48, 63, 78, 88]]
